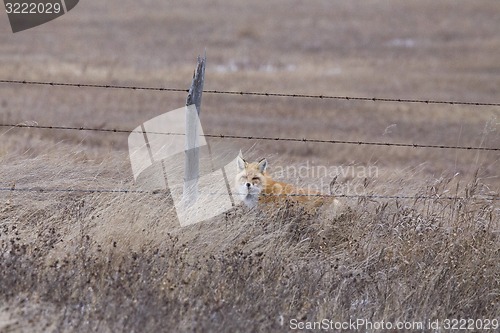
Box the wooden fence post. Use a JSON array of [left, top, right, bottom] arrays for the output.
[[184, 53, 206, 206]]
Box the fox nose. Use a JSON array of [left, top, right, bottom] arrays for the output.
[[245, 182, 251, 188]]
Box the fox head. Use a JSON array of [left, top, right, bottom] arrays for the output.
[[235, 153, 268, 208]]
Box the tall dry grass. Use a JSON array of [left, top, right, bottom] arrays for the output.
[[0, 151, 498, 332]]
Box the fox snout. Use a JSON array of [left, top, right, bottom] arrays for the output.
[[236, 180, 261, 208], [238, 181, 261, 196]]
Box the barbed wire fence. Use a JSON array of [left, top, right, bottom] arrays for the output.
[[0, 123, 498, 152], [2, 79, 500, 107], [0, 186, 496, 202], [0, 78, 498, 202]]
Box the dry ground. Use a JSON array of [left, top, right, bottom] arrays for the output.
[[0, 0, 499, 332]]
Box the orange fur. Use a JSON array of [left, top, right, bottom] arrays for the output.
[[235, 154, 341, 212]]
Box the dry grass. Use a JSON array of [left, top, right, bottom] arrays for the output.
[[1, 0, 499, 331], [0, 151, 498, 332], [0, 167, 498, 332]]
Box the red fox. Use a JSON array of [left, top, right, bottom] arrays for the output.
[[235, 153, 342, 213]]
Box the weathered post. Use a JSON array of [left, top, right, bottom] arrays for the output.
[[184, 54, 206, 206]]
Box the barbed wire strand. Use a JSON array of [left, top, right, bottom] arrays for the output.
[[1, 123, 498, 151], [0, 186, 497, 201], [1, 81, 497, 201], [1, 79, 500, 107]]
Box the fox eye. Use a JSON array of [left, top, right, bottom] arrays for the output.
[[252, 177, 260, 183]]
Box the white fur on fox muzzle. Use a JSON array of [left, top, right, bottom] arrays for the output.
[[236, 184, 260, 208]]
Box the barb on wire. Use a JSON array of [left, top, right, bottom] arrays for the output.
[[0, 186, 497, 201], [0, 123, 498, 151], [1, 79, 499, 107]]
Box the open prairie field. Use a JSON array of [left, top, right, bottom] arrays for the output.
[[0, 1, 499, 332]]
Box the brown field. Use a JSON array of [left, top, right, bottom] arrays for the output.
[[0, 0, 499, 332]]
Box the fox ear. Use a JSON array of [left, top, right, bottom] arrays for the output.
[[258, 158, 268, 173], [238, 149, 243, 158], [237, 155, 246, 172]]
